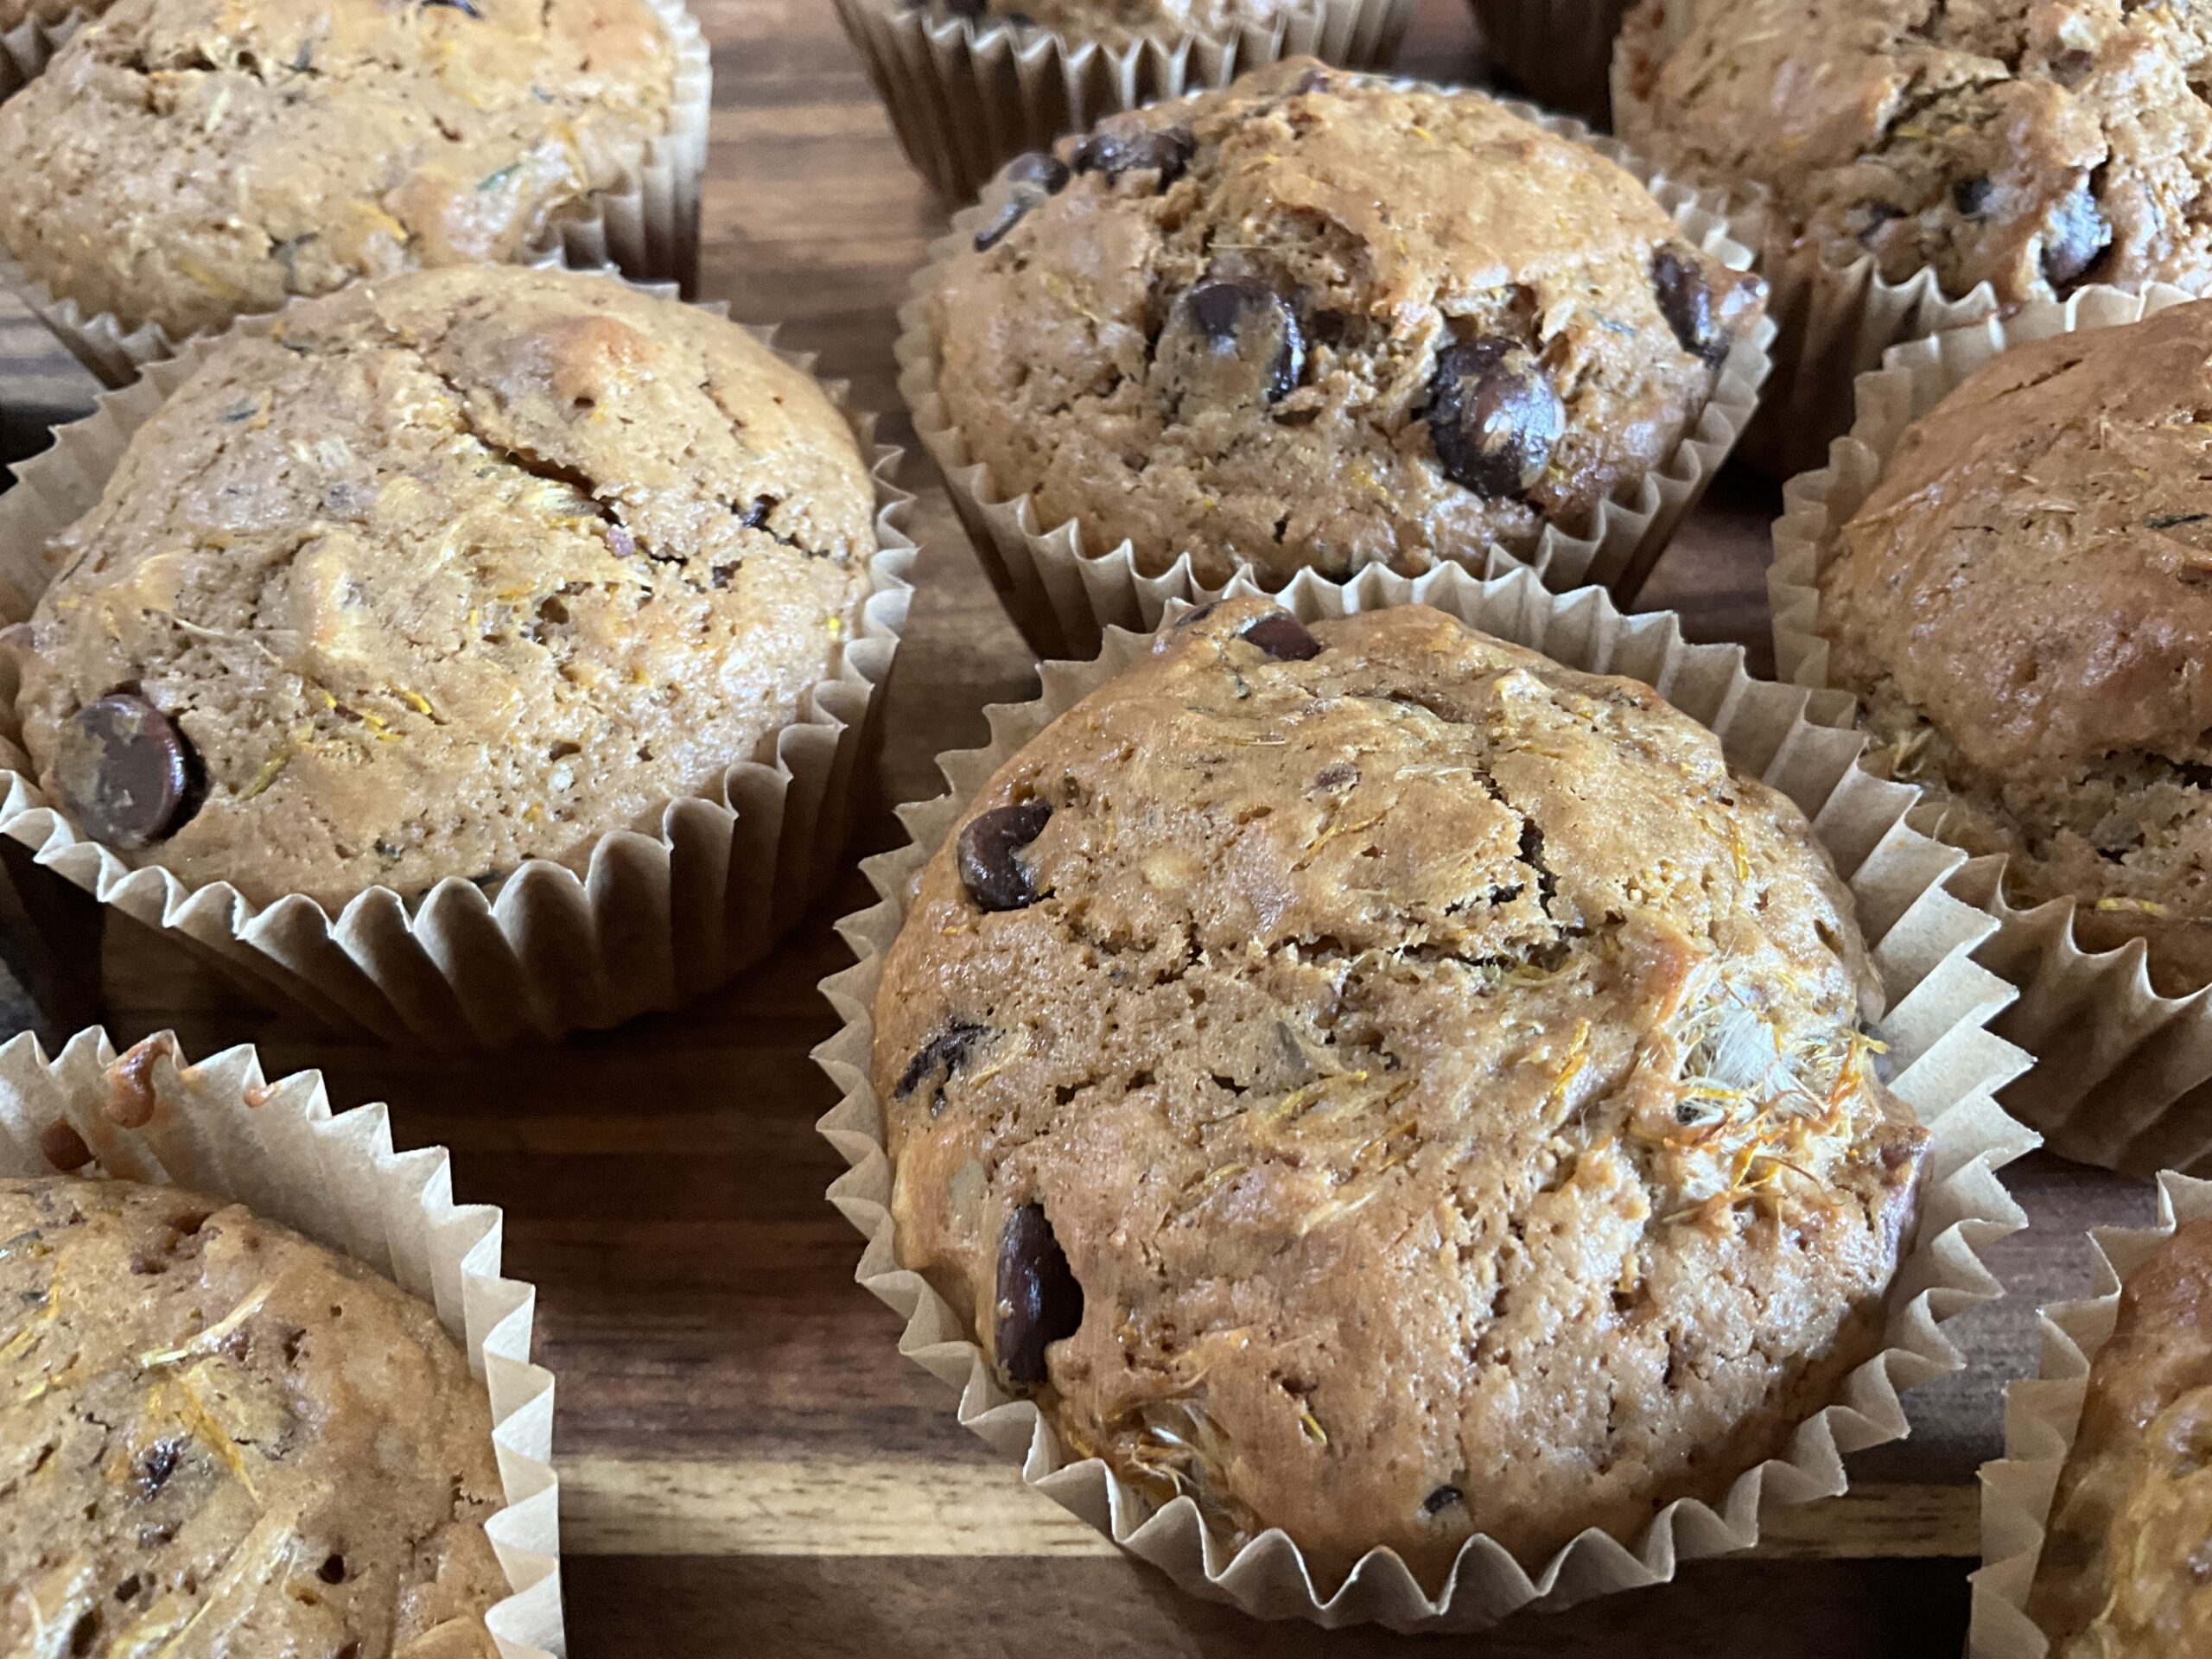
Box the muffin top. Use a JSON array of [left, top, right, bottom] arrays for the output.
[[2028, 1216, 2212, 1657], [1615, 0, 2212, 306], [0, 1175, 506, 1659], [872, 599, 1925, 1585], [1815, 302, 2212, 988], [926, 61, 1765, 588], [0, 0, 677, 339], [13, 264, 877, 911]]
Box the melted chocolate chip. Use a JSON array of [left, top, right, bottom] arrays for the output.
[[1427, 338, 1564, 499], [53, 694, 204, 850], [134, 1440, 182, 1500], [1291, 67, 1335, 95], [1421, 1484, 1465, 1516], [1173, 601, 1221, 630], [1243, 613, 1322, 660], [1002, 150, 1070, 194], [957, 799, 1052, 911], [1952, 175, 1993, 218], [973, 186, 1045, 252], [1072, 121, 1193, 187], [1652, 245, 1733, 365], [896, 1020, 987, 1109], [995, 1202, 1084, 1385], [1154, 280, 1305, 415], [2041, 184, 2112, 292]]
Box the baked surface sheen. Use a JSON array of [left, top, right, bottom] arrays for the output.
[[1815, 302, 2212, 988], [16, 265, 877, 910], [873, 600, 1925, 1586], [2030, 1217, 2212, 1659], [0, 0, 677, 338], [931, 61, 1764, 588], [0, 1176, 506, 1659], [1616, 0, 2212, 305]]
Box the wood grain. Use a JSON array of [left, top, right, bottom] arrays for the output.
[[0, 2, 2163, 1651]]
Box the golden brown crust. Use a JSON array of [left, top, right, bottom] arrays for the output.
[[1815, 302, 2212, 988], [2029, 1217, 2212, 1658], [930, 61, 1764, 588], [871, 599, 1924, 1586], [0, 1176, 505, 1659], [0, 0, 677, 338], [13, 264, 877, 909]]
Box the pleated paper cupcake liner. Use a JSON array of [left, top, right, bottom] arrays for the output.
[[0, 275, 918, 1049], [0, 0, 711, 389], [899, 100, 1773, 661], [832, 0, 1420, 203], [1465, 0, 1629, 123], [0, 1025, 564, 1657], [1968, 1170, 2212, 1657], [1770, 281, 2212, 1175], [816, 563, 2038, 1631], [0, 7, 79, 101]]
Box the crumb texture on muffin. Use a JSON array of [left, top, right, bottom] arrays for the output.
[[2027, 1216, 2212, 1658], [14, 265, 878, 910], [871, 599, 1924, 1585], [1815, 301, 2212, 987], [0, 1175, 507, 1659], [1615, 0, 2212, 305], [930, 61, 1764, 588], [0, 0, 677, 338]]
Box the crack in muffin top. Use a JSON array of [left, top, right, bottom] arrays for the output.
[[1617, 0, 2212, 305], [12, 264, 877, 911], [927, 60, 1766, 588], [0, 0, 678, 339], [872, 599, 1924, 1586]]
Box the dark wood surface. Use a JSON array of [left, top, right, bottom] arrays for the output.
[[0, 3, 2154, 1652]]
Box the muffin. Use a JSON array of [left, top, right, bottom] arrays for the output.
[[1, 0, 100, 29], [10, 264, 878, 912], [0, 1174, 506, 1658], [925, 63, 1767, 593], [869, 597, 1929, 1585], [1813, 301, 2212, 991], [2025, 1215, 2212, 1657], [1614, 0, 2212, 309], [0, 0, 682, 342], [915, 0, 1313, 35]]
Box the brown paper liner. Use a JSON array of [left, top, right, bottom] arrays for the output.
[[1769, 281, 2212, 1175], [899, 101, 1774, 661], [0, 274, 918, 1049], [0, 7, 79, 101], [0, 0, 711, 389], [1464, 0, 1628, 123], [1968, 1171, 2212, 1657], [816, 563, 2039, 1630], [0, 1026, 563, 1657], [831, 0, 1420, 203]]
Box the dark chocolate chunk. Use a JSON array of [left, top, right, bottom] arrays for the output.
[[53, 694, 204, 850], [1652, 245, 1734, 365], [957, 799, 1052, 911], [1952, 175, 1994, 218], [995, 1202, 1084, 1385], [1173, 601, 1221, 630], [2041, 184, 2112, 291], [1072, 121, 1194, 187], [134, 1440, 181, 1499], [1154, 280, 1305, 415], [1427, 338, 1564, 499], [1421, 1484, 1465, 1516], [1242, 612, 1323, 661], [1002, 150, 1071, 194], [973, 186, 1045, 252], [895, 1019, 987, 1107]]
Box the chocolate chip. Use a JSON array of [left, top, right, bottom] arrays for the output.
[[973, 187, 1045, 252], [1002, 150, 1070, 194], [1652, 245, 1734, 365], [1855, 200, 1905, 248], [995, 1202, 1084, 1385], [1154, 280, 1305, 415], [53, 694, 204, 850], [1421, 1484, 1464, 1515], [134, 1440, 181, 1499], [1291, 67, 1335, 95], [1173, 601, 1221, 629], [896, 1019, 986, 1110], [38, 1119, 91, 1172], [957, 799, 1052, 912], [1314, 760, 1357, 789], [1952, 175, 1993, 218], [2041, 183, 2112, 292], [1242, 613, 1322, 660], [420, 0, 480, 14], [1427, 338, 1564, 499], [2052, 47, 2095, 85], [1072, 121, 1193, 187]]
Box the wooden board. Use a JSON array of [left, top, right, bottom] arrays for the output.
[[0, 3, 2159, 1651]]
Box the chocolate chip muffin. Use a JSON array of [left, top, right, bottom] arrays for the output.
[[1815, 302, 2212, 991], [915, 0, 1312, 35], [0, 0, 679, 340], [926, 61, 1766, 588], [0, 1175, 506, 1659], [2028, 1216, 2212, 1657], [872, 598, 1927, 1585], [11, 264, 878, 911], [1616, 0, 2212, 307]]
